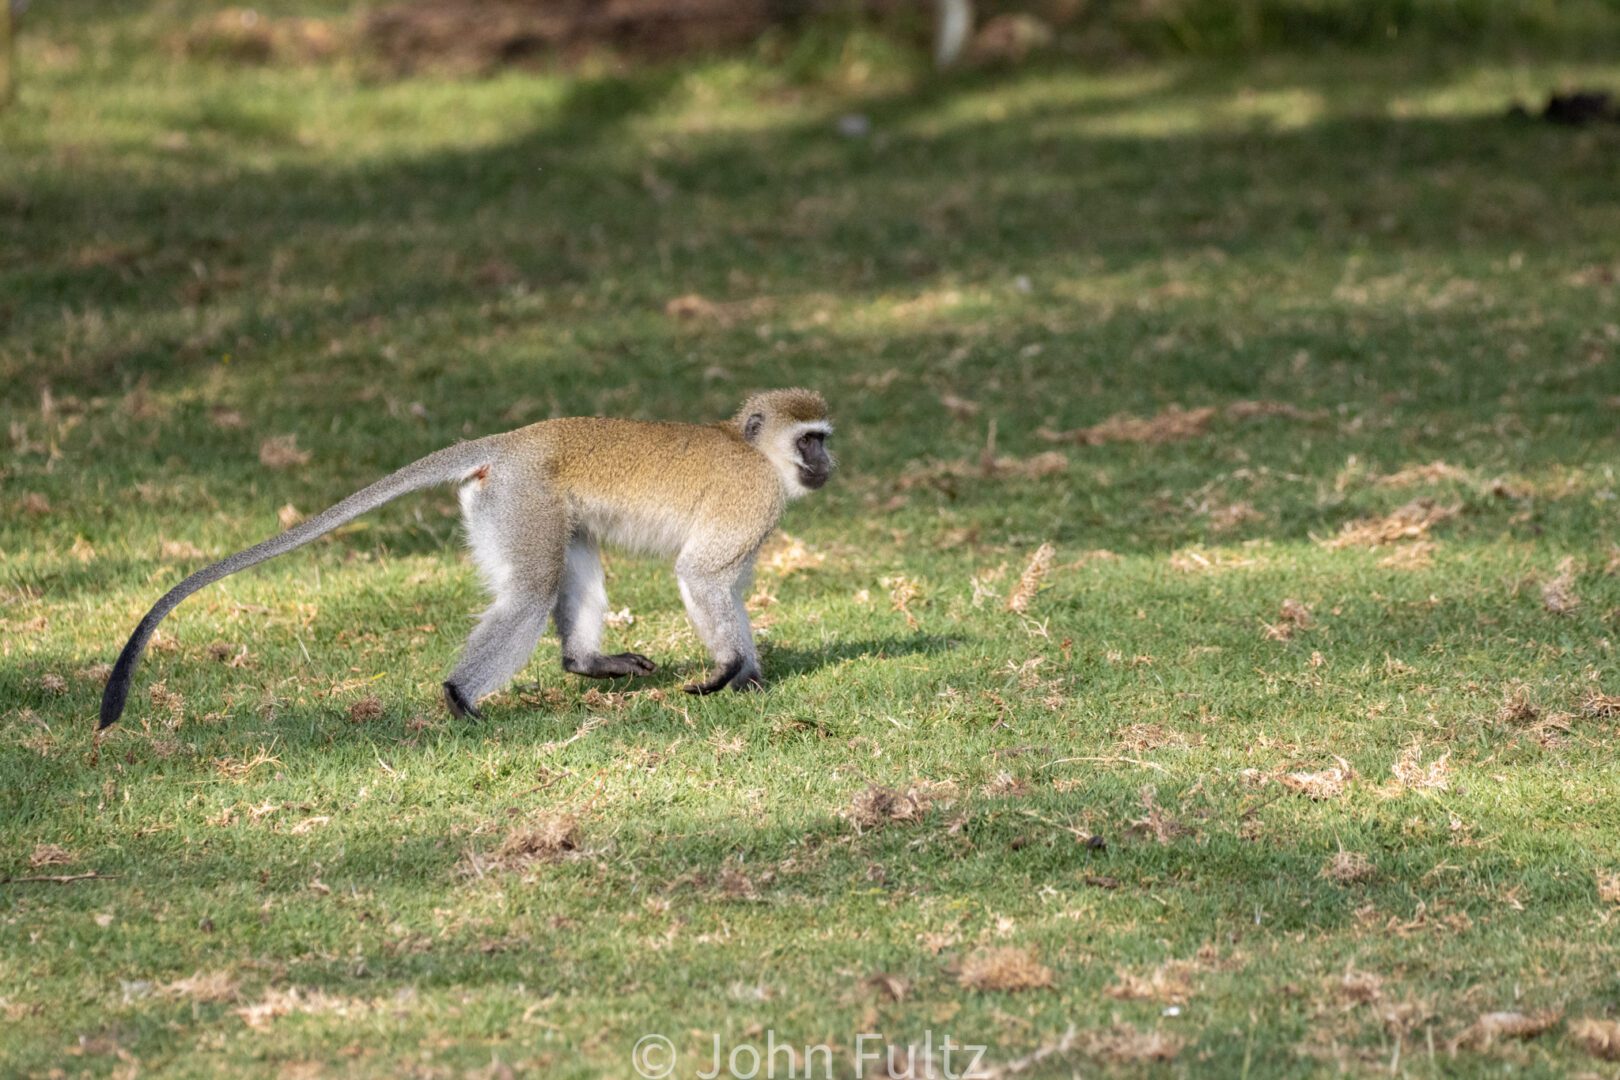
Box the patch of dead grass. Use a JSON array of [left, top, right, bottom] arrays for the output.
[[1582, 691, 1620, 719], [761, 533, 825, 576], [1448, 1010, 1560, 1053], [1277, 757, 1355, 800], [1332, 965, 1384, 1004], [1596, 869, 1620, 906], [957, 946, 1053, 992], [844, 785, 930, 831], [1498, 683, 1539, 725], [1038, 400, 1322, 447], [1106, 960, 1195, 1004], [28, 844, 75, 868], [1376, 461, 1469, 487], [1379, 540, 1438, 570], [1079, 1024, 1182, 1064], [1168, 546, 1261, 573], [148, 681, 187, 728], [1262, 598, 1313, 641], [460, 814, 582, 877], [1542, 556, 1581, 615], [1390, 739, 1452, 792], [164, 971, 240, 1004], [1127, 785, 1193, 844], [897, 450, 1069, 491], [347, 696, 383, 723], [1570, 1018, 1620, 1061], [1005, 542, 1055, 615], [883, 575, 922, 629], [1322, 850, 1376, 884], [980, 771, 1030, 798], [258, 435, 311, 469], [234, 986, 367, 1030], [1115, 723, 1200, 752], [1206, 500, 1265, 531], [1321, 499, 1459, 549]]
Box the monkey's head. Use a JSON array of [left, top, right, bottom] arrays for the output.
[[737, 388, 835, 498]]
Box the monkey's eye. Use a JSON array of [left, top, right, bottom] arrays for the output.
[[797, 432, 825, 455]]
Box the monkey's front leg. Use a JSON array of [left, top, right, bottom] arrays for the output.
[[676, 568, 765, 694]]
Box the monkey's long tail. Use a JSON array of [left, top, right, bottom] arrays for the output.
[[98, 436, 503, 732]]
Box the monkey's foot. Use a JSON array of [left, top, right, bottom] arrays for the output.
[[443, 682, 483, 720], [563, 652, 658, 679], [684, 659, 765, 695]]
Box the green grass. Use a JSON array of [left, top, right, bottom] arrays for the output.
[[4, 5, 1620, 1078]]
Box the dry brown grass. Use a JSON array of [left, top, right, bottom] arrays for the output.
[[1498, 683, 1540, 725], [1206, 500, 1266, 531], [883, 575, 922, 629], [1581, 691, 1620, 719], [1569, 1018, 1620, 1061], [164, 971, 241, 1004], [1038, 399, 1322, 447], [1596, 869, 1620, 906], [898, 450, 1069, 491], [957, 946, 1054, 992], [177, 7, 343, 64], [1128, 785, 1193, 843], [1379, 539, 1438, 570], [1449, 1010, 1560, 1052], [1332, 965, 1384, 1004], [1321, 499, 1459, 549], [1262, 598, 1314, 641], [1079, 1024, 1183, 1064], [1040, 404, 1216, 445], [844, 785, 929, 831], [1390, 740, 1452, 792], [234, 986, 365, 1030], [258, 434, 311, 468], [1322, 850, 1376, 884], [1375, 461, 1469, 487], [1005, 542, 1055, 615], [1277, 758, 1355, 800], [1541, 556, 1581, 615], [1115, 723, 1199, 752], [761, 533, 825, 576], [347, 696, 384, 723], [1106, 961, 1195, 1004], [459, 813, 583, 878], [27, 844, 74, 869]]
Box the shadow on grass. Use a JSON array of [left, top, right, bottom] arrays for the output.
[[5, 54, 1615, 403]]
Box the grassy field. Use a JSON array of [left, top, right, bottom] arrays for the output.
[[4, 4, 1620, 1077]]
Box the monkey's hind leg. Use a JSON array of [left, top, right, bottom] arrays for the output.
[[676, 565, 765, 695], [554, 539, 657, 679], [444, 476, 559, 719], [443, 598, 550, 719]]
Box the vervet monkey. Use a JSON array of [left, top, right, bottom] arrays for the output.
[[99, 389, 834, 730]]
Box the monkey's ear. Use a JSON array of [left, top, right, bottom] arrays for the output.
[[743, 413, 765, 442]]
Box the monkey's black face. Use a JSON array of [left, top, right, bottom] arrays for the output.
[[796, 431, 833, 490]]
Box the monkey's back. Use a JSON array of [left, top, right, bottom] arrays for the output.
[[502, 418, 785, 561]]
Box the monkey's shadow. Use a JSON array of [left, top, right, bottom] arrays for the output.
[[756, 632, 960, 680], [512, 631, 958, 704]]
